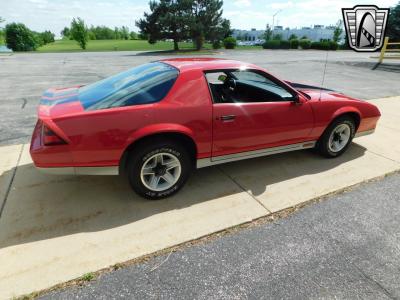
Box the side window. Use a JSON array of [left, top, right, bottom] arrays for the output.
[[231, 70, 296, 102], [79, 62, 179, 110], [205, 72, 229, 104], [205, 69, 297, 104]]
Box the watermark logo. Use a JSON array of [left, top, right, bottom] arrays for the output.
[[342, 5, 390, 52]]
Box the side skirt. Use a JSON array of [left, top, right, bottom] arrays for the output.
[[197, 141, 317, 169], [36, 166, 119, 176]]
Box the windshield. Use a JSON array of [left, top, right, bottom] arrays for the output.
[[79, 62, 179, 110]]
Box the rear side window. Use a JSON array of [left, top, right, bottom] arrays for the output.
[[79, 62, 179, 110]]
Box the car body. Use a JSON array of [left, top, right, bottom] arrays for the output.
[[30, 58, 381, 198]]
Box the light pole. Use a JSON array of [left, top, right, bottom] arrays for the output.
[[272, 9, 282, 37]]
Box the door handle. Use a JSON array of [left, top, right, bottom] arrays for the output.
[[219, 115, 236, 121]]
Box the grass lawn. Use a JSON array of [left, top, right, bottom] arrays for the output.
[[36, 39, 262, 53], [37, 39, 208, 52]]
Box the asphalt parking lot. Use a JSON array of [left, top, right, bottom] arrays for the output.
[[0, 50, 400, 299], [0, 49, 400, 146]]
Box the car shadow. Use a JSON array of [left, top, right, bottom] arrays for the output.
[[0, 143, 367, 249]]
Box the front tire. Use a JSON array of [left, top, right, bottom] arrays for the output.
[[318, 116, 356, 158], [127, 140, 192, 200]]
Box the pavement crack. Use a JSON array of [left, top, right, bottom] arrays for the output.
[[216, 166, 272, 214], [21, 98, 27, 109], [0, 144, 24, 219], [351, 261, 397, 300], [366, 149, 400, 165]]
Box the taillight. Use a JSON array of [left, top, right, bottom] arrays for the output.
[[42, 125, 66, 146]]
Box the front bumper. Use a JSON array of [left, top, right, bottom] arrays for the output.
[[354, 129, 375, 138]]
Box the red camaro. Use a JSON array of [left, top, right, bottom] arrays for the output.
[[30, 58, 380, 199]]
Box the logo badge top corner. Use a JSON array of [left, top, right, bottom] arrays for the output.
[[342, 5, 390, 52]]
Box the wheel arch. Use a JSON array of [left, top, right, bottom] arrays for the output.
[[119, 125, 198, 174], [330, 107, 361, 131]]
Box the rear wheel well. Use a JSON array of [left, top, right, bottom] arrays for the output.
[[119, 133, 197, 174]]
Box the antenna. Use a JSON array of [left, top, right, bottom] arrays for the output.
[[319, 50, 329, 101]]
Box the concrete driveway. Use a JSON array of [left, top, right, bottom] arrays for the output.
[[0, 96, 400, 298]]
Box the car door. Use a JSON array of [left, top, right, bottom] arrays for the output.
[[206, 69, 315, 159]]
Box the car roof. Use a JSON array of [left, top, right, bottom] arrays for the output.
[[160, 58, 261, 72]]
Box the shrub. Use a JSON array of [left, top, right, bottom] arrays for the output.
[[290, 39, 299, 49], [280, 40, 290, 49], [223, 37, 237, 49], [311, 41, 334, 50], [5, 23, 38, 51], [212, 40, 222, 49], [329, 41, 339, 50], [262, 40, 281, 49], [299, 39, 311, 49]]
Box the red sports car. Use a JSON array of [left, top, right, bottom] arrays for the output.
[[30, 58, 380, 199]]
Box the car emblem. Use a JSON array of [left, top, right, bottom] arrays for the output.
[[342, 5, 390, 52]]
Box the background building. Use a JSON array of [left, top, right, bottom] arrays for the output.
[[233, 25, 344, 43]]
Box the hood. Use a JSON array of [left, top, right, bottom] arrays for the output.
[[38, 86, 85, 119], [286, 81, 362, 102]]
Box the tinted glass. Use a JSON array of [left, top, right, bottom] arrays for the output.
[[79, 62, 179, 110], [231, 70, 294, 100]]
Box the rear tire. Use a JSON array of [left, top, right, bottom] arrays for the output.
[[127, 140, 192, 200], [318, 116, 356, 158]]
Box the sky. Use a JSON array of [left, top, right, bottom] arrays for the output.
[[1, 0, 398, 37]]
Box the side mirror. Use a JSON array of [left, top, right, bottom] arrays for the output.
[[293, 94, 303, 104]]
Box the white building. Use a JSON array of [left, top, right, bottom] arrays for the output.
[[233, 25, 343, 43]]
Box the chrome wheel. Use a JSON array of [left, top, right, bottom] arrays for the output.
[[140, 153, 182, 192], [328, 124, 351, 153]]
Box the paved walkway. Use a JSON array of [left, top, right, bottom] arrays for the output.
[[0, 96, 399, 299]]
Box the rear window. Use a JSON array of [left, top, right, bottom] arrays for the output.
[[79, 62, 179, 110]]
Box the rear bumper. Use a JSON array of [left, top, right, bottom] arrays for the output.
[[36, 166, 119, 176]]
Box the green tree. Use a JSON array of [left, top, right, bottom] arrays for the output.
[[137, 0, 230, 51], [387, 1, 400, 40], [273, 33, 282, 40], [90, 26, 115, 40], [264, 24, 272, 41], [70, 17, 88, 49], [130, 31, 138, 40], [5, 23, 38, 51], [189, 0, 229, 50], [61, 27, 70, 39], [40, 30, 55, 44], [137, 0, 192, 51], [121, 26, 130, 40], [288, 33, 297, 40], [333, 20, 343, 43], [0, 17, 5, 44]]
